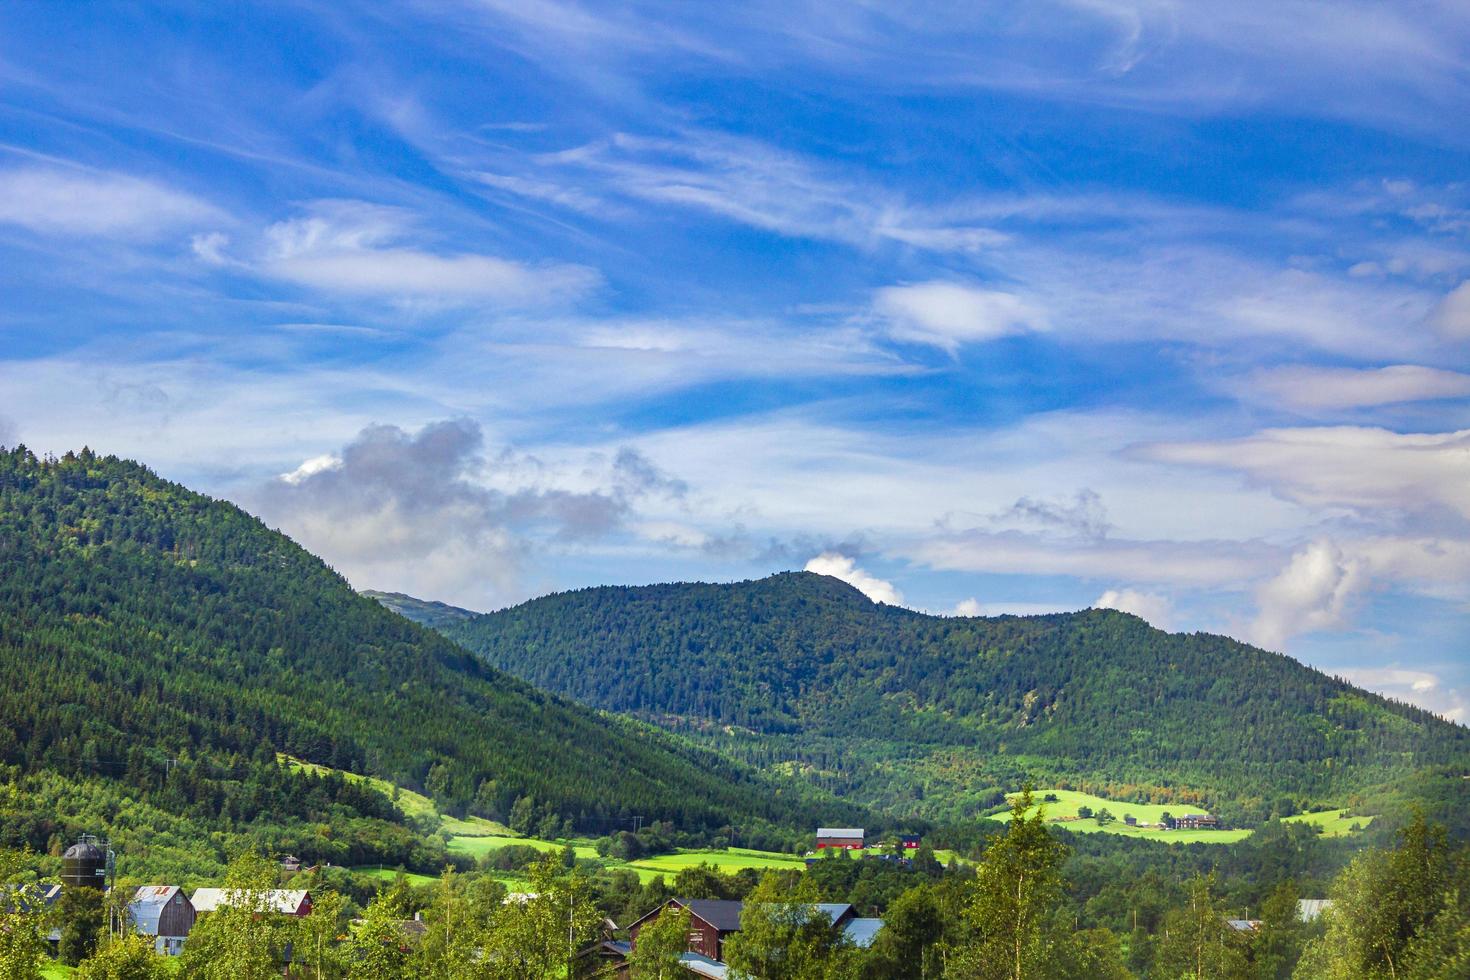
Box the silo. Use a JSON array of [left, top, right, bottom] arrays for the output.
[[61, 837, 108, 890]]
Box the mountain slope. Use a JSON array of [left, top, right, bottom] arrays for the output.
[[0, 448, 864, 860], [416, 572, 1470, 823]]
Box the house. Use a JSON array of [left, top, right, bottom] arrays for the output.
[[127, 886, 195, 956], [1297, 899, 1334, 923], [815, 828, 865, 850], [900, 834, 921, 849], [1123, 815, 1137, 826], [1175, 813, 1220, 830], [626, 898, 883, 974], [190, 888, 313, 917], [279, 855, 302, 872], [629, 899, 745, 962]]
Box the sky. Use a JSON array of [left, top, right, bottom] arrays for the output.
[[1, 1, 1467, 720]]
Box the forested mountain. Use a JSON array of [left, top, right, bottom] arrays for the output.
[[0, 448, 864, 874], [410, 573, 1470, 824]]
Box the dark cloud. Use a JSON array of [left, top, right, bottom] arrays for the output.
[[251, 419, 678, 606], [993, 489, 1111, 540]]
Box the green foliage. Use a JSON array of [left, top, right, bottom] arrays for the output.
[[628, 904, 691, 980], [74, 936, 168, 980], [1294, 813, 1467, 979], [947, 789, 1071, 980], [292, 889, 349, 980], [0, 849, 50, 980], [1154, 873, 1249, 979], [424, 571, 1470, 820], [177, 851, 289, 980], [0, 448, 866, 878], [724, 875, 862, 980], [59, 887, 105, 966]]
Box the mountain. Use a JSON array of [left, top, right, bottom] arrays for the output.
[[0, 448, 864, 875], [407, 572, 1470, 824]]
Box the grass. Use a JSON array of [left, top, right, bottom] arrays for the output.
[[350, 866, 441, 886], [1281, 808, 1375, 837], [446, 834, 601, 861], [990, 790, 1252, 844], [41, 965, 75, 979], [628, 848, 808, 874]]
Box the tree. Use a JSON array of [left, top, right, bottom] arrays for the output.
[[1249, 880, 1304, 980], [947, 788, 1070, 980], [178, 851, 289, 980], [293, 889, 349, 980], [1155, 872, 1248, 980], [475, 857, 602, 979], [724, 874, 860, 980], [1294, 814, 1461, 980], [75, 935, 169, 980], [0, 850, 51, 980], [346, 892, 410, 980], [1077, 806, 1094, 820], [60, 886, 106, 965], [628, 903, 691, 980], [864, 883, 944, 979], [1095, 808, 1115, 827]]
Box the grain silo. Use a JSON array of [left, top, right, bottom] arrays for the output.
[[60, 836, 109, 891]]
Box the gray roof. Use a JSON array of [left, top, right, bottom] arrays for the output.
[[191, 888, 308, 914], [128, 886, 189, 937], [843, 917, 885, 948], [816, 828, 864, 838], [678, 953, 729, 979], [682, 899, 745, 933], [1297, 899, 1334, 922]]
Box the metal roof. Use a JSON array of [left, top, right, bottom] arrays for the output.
[[843, 918, 885, 948], [681, 899, 745, 933], [128, 886, 188, 936], [1297, 899, 1334, 922], [815, 828, 864, 837], [678, 953, 729, 979], [191, 888, 308, 914]]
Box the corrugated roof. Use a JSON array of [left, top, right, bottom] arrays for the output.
[[1297, 899, 1334, 922], [128, 886, 188, 936], [191, 888, 308, 914], [815, 828, 864, 837]]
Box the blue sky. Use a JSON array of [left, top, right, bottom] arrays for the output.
[[2, 2, 1468, 720]]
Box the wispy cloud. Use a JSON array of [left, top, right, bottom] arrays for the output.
[[0, 165, 220, 239], [1239, 364, 1470, 411]]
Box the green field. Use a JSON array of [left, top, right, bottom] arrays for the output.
[[446, 834, 601, 861], [280, 755, 513, 838], [991, 790, 1251, 843], [1281, 808, 1375, 837]]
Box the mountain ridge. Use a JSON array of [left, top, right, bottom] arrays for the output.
[[387, 571, 1469, 824]]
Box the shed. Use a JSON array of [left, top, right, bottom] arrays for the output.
[[128, 886, 195, 955]]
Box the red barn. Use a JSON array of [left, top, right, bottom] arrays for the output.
[[815, 827, 865, 850]]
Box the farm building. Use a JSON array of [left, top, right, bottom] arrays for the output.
[[127, 886, 195, 955], [815, 827, 865, 849], [190, 888, 312, 917], [900, 834, 921, 849], [625, 898, 883, 975], [1175, 813, 1220, 829], [1297, 899, 1334, 923]]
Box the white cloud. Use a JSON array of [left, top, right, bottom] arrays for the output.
[[954, 597, 984, 616], [1335, 667, 1468, 723], [1095, 588, 1174, 629], [1138, 426, 1470, 521], [0, 166, 218, 239], [803, 552, 904, 605], [1241, 364, 1470, 410], [953, 597, 1070, 617], [1430, 280, 1470, 339], [280, 453, 343, 485], [1248, 540, 1366, 650], [258, 201, 598, 304], [873, 281, 1045, 352]]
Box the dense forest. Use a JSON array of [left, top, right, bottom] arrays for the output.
[[393, 573, 1470, 824], [0, 447, 866, 874]]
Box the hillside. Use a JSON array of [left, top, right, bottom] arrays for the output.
[[409, 572, 1470, 824], [0, 448, 865, 875]]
